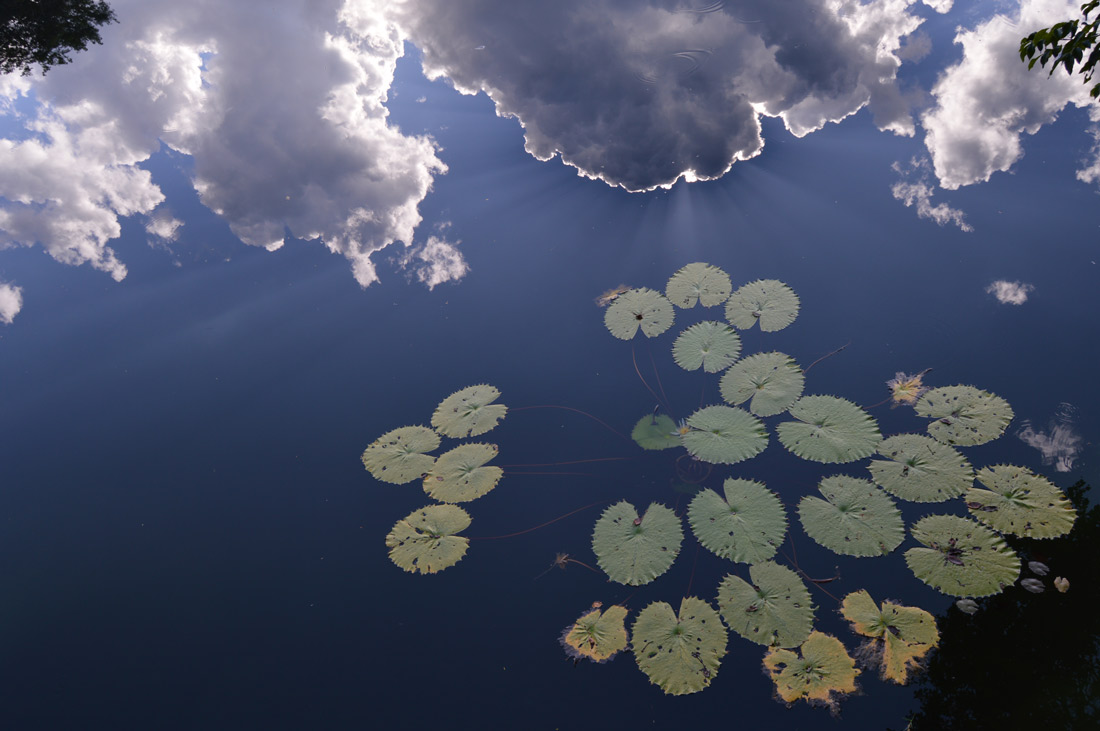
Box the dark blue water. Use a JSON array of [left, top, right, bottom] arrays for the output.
[[0, 51, 1097, 730]]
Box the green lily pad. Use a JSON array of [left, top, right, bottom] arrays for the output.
[[905, 515, 1020, 597], [719, 351, 805, 417], [632, 597, 728, 695], [763, 631, 859, 707], [725, 279, 799, 332], [867, 434, 974, 503], [592, 501, 683, 586], [966, 465, 1077, 539], [841, 590, 939, 685], [672, 321, 742, 373], [631, 413, 680, 450], [431, 384, 508, 438], [361, 425, 440, 484], [687, 478, 787, 563], [914, 385, 1013, 446], [423, 443, 503, 503], [717, 561, 814, 648], [385, 504, 471, 574], [604, 288, 675, 340], [561, 604, 630, 663], [665, 262, 732, 308], [777, 396, 881, 464], [681, 405, 769, 465], [797, 476, 904, 557]]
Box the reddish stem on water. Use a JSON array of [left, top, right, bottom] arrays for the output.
[[470, 500, 609, 541], [511, 405, 630, 442]]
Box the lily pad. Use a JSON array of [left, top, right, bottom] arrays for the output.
[[905, 515, 1020, 597], [966, 465, 1077, 539], [632, 597, 728, 695], [681, 405, 769, 465], [725, 279, 799, 332], [592, 501, 683, 586], [631, 413, 680, 450], [763, 631, 859, 707], [777, 396, 881, 464], [423, 443, 503, 503], [665, 262, 732, 308], [361, 425, 440, 484], [867, 434, 974, 503], [797, 476, 904, 557], [604, 288, 675, 340], [672, 321, 742, 373], [914, 385, 1013, 446], [561, 604, 630, 663], [840, 590, 938, 685], [687, 478, 787, 563], [717, 561, 814, 648], [431, 384, 508, 438], [385, 504, 471, 574], [719, 351, 805, 417]]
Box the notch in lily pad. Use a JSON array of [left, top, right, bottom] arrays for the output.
[[867, 434, 973, 503], [717, 561, 814, 648], [914, 385, 1013, 446], [423, 443, 503, 503], [561, 603, 630, 663], [385, 504, 472, 574], [632, 597, 728, 695], [777, 395, 881, 464], [604, 287, 675, 340], [905, 514, 1020, 597], [672, 321, 742, 373], [841, 590, 938, 685], [725, 279, 799, 332], [665, 262, 732, 308], [432, 384, 508, 438], [719, 351, 805, 417], [797, 476, 904, 557], [592, 501, 683, 585], [631, 413, 680, 450], [687, 478, 787, 564], [361, 425, 440, 484], [763, 631, 859, 709], [681, 405, 769, 465], [966, 465, 1076, 539]]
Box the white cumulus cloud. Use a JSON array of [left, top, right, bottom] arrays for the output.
[[0, 281, 22, 324], [399, 235, 469, 290], [986, 279, 1034, 304], [891, 156, 973, 230], [922, 0, 1100, 190], [0, 0, 448, 288]]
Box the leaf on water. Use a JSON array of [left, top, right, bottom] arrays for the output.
[[905, 514, 1020, 597], [717, 561, 814, 648], [561, 603, 630, 663], [361, 425, 440, 484], [687, 478, 787, 563], [797, 476, 904, 557], [840, 590, 939, 685], [719, 351, 805, 417], [632, 597, 728, 695], [777, 396, 881, 464], [681, 405, 769, 465], [631, 413, 680, 450], [966, 465, 1077, 539], [431, 384, 508, 438], [423, 443, 503, 503], [914, 385, 1013, 446], [604, 288, 675, 340], [725, 279, 799, 332], [867, 434, 974, 503], [665, 262, 732, 308], [763, 631, 859, 708], [385, 504, 471, 574], [672, 321, 742, 373], [592, 501, 683, 586]]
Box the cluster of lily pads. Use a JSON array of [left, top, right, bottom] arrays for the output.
[[361, 384, 507, 574], [562, 262, 1077, 704]]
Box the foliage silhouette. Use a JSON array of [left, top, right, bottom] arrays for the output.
[[1, 0, 117, 76], [1021, 1, 1100, 98]]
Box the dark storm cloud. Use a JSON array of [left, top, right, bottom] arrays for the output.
[[393, 0, 940, 190]]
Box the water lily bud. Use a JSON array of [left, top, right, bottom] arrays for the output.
[[955, 598, 979, 614], [1021, 578, 1045, 593], [1028, 561, 1050, 576], [1054, 576, 1070, 593]]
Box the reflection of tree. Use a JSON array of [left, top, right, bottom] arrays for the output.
[[1, 0, 116, 76], [908, 481, 1100, 730]]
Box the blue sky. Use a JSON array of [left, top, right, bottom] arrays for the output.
[[2, 0, 1099, 323]]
